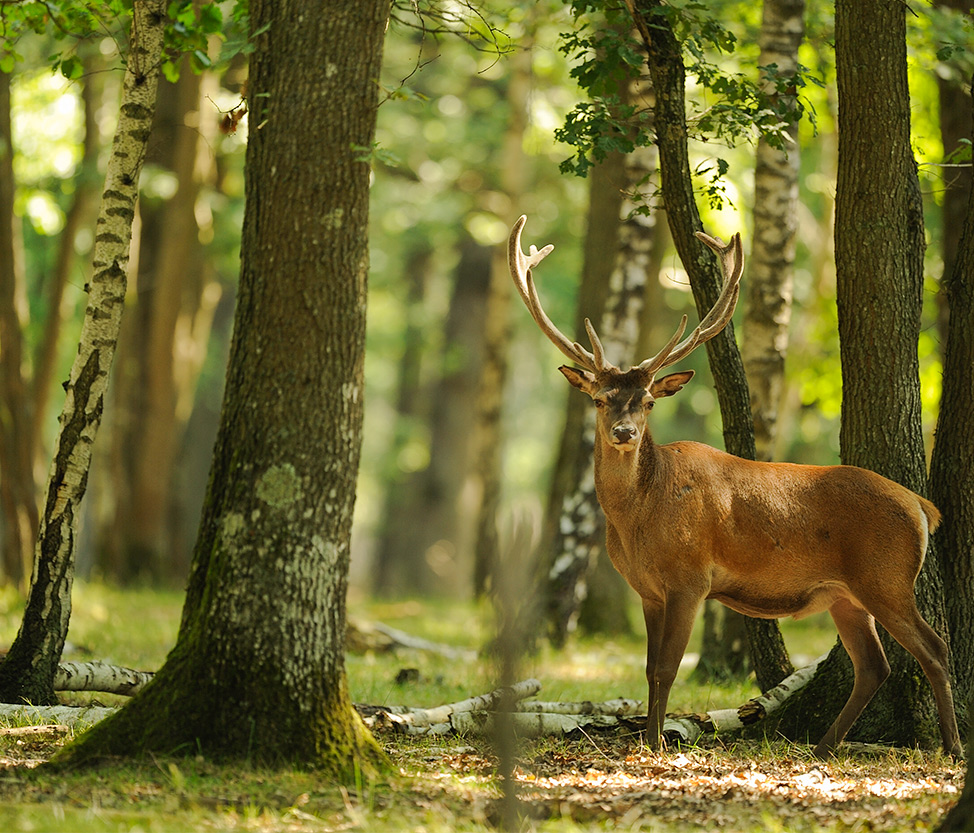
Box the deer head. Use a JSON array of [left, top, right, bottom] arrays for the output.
[[508, 215, 744, 454]]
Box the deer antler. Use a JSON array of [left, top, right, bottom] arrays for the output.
[[509, 217, 742, 377], [638, 230, 744, 376], [508, 215, 615, 373]]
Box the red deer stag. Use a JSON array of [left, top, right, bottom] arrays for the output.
[[509, 215, 961, 759]]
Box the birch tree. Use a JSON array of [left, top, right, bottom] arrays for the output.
[[546, 140, 659, 643], [0, 0, 167, 706], [624, 0, 793, 690], [742, 0, 804, 462]]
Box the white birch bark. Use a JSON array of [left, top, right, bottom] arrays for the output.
[[741, 0, 805, 462], [54, 661, 154, 697], [0, 0, 167, 704], [372, 679, 542, 730], [662, 654, 825, 745], [548, 137, 660, 638]]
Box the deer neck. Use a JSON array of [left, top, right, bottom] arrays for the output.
[[593, 430, 661, 522]]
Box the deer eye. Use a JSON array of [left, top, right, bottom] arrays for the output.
[[594, 399, 606, 409], [644, 400, 655, 411]]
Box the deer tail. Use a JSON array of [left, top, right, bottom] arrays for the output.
[[919, 495, 942, 534]]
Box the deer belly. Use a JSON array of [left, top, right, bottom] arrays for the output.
[[708, 573, 846, 620]]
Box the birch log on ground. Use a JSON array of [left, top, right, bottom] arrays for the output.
[[2, 656, 823, 739], [369, 679, 542, 731], [54, 661, 154, 697], [365, 656, 825, 740], [0, 703, 116, 728]]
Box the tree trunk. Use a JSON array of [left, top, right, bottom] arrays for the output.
[[742, 0, 804, 463], [471, 35, 532, 597], [0, 68, 36, 587], [627, 0, 793, 690], [372, 237, 491, 596], [60, 0, 390, 772], [929, 69, 974, 714], [539, 145, 626, 644], [774, 0, 949, 750], [938, 700, 974, 831], [933, 0, 974, 343], [371, 244, 434, 591], [106, 59, 214, 582], [30, 51, 103, 471], [0, 0, 167, 706], [547, 141, 658, 644]]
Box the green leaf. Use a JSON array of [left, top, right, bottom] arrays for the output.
[[59, 55, 84, 80]]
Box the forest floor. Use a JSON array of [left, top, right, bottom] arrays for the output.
[[0, 584, 965, 831], [0, 725, 961, 832]]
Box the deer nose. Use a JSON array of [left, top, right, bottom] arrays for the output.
[[612, 424, 637, 444]]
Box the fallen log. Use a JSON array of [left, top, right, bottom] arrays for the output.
[[0, 655, 823, 742], [368, 679, 542, 731], [0, 703, 116, 728], [363, 655, 825, 740], [346, 619, 477, 661], [0, 724, 71, 738], [518, 699, 642, 716], [54, 661, 154, 697], [661, 654, 826, 746]]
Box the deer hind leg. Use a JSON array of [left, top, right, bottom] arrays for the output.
[[814, 597, 890, 759], [865, 595, 963, 758]]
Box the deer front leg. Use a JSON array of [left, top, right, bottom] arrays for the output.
[[641, 592, 701, 750]]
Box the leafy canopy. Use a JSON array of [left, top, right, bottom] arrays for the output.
[[556, 0, 823, 202]]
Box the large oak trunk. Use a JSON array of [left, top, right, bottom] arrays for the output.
[[61, 0, 391, 771]]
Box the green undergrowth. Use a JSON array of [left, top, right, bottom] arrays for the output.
[[0, 582, 955, 833]]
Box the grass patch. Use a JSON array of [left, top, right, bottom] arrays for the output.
[[0, 583, 960, 832]]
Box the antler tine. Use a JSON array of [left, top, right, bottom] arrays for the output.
[[638, 314, 689, 375], [509, 216, 604, 372], [583, 318, 614, 372], [638, 231, 744, 375]]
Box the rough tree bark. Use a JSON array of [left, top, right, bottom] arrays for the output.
[[929, 69, 974, 715], [934, 0, 973, 343], [58, 0, 391, 772], [939, 707, 974, 830], [773, 0, 951, 750], [0, 0, 167, 706], [625, 0, 793, 691]]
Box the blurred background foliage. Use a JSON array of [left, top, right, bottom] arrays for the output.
[[0, 0, 971, 604]]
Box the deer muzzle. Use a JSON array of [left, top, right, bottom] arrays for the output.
[[611, 423, 638, 449]]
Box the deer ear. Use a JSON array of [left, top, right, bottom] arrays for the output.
[[559, 365, 598, 395], [651, 370, 694, 398]]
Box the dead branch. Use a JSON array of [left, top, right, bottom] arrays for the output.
[[346, 619, 477, 661], [0, 724, 71, 738]]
